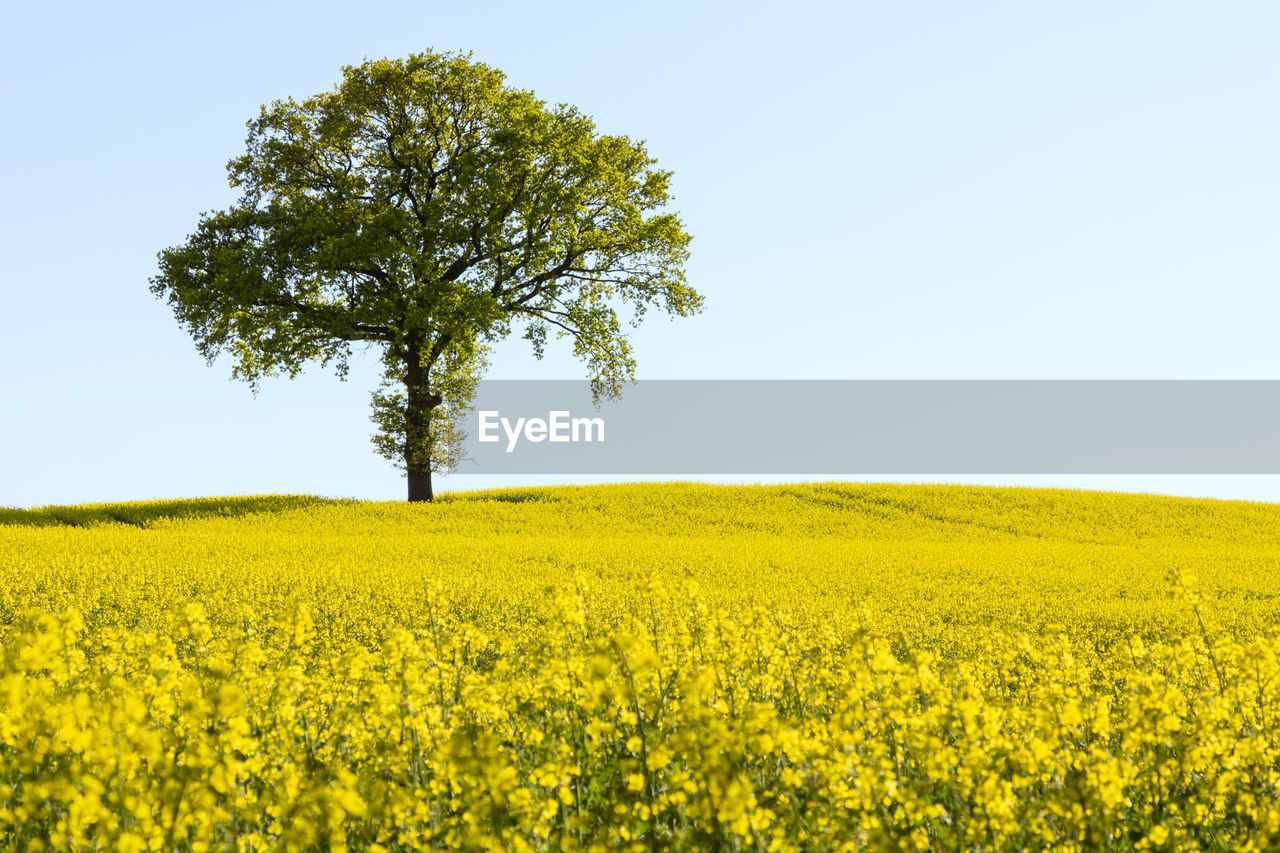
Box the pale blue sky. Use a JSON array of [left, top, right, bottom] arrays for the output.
[[3, 1, 1280, 506]]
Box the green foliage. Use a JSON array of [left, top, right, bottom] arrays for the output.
[[150, 49, 701, 494], [370, 340, 489, 475]]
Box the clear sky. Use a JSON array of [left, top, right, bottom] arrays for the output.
[[3, 1, 1280, 506]]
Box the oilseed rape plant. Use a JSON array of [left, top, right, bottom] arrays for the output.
[[3, 483, 1280, 850]]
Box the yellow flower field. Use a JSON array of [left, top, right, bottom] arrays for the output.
[[3, 482, 1280, 851]]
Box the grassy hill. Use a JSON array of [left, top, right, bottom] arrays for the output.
[[3, 482, 1279, 640]]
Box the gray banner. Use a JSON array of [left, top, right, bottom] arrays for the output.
[[456, 380, 1280, 474]]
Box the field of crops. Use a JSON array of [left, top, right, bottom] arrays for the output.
[[3, 482, 1280, 851]]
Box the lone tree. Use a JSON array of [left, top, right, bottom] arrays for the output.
[[151, 50, 701, 501]]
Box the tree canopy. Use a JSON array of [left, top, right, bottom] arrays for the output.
[[151, 49, 701, 500]]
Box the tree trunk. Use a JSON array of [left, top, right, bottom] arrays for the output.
[[407, 467, 433, 502], [403, 340, 442, 503]]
